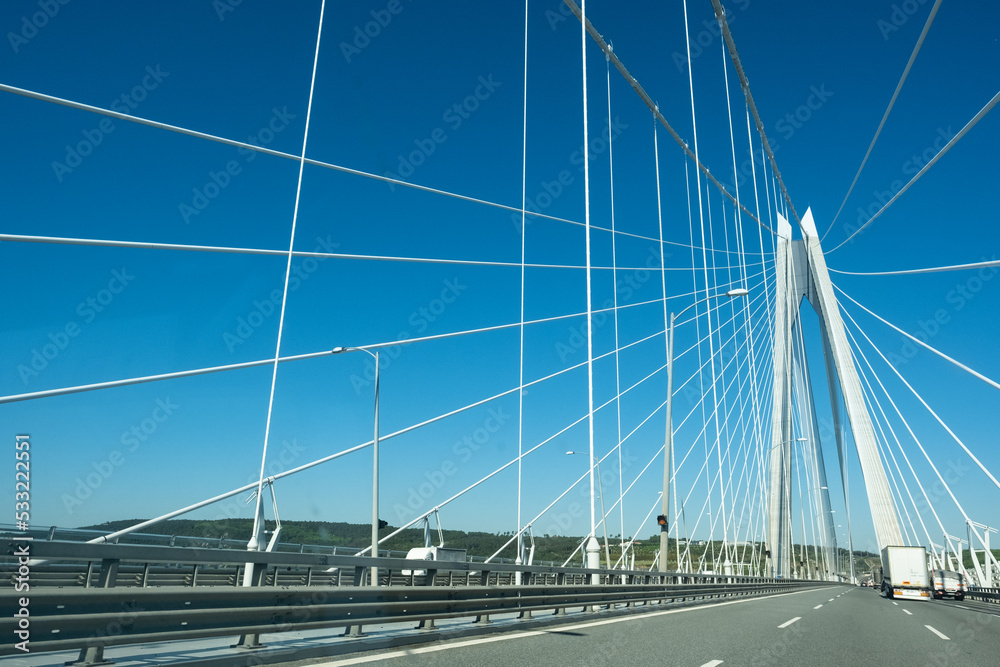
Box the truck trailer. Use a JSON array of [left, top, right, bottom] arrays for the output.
[[879, 546, 931, 601], [402, 546, 468, 576]]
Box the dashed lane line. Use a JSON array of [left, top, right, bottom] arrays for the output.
[[310, 588, 825, 666], [778, 617, 801, 629], [925, 625, 950, 640]]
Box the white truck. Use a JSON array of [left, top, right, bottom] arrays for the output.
[[880, 546, 931, 601], [402, 546, 468, 576]]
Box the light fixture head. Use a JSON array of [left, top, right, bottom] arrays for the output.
[[725, 288, 750, 297]]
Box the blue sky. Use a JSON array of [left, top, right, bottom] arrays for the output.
[[2, 1, 998, 561]]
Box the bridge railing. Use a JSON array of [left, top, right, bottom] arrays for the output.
[[0, 522, 548, 565], [2, 539, 835, 662], [967, 586, 1000, 604], [7, 538, 785, 590]]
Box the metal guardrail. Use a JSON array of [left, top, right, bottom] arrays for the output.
[[967, 586, 1000, 603], [2, 539, 835, 662]]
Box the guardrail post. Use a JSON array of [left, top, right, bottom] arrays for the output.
[[473, 569, 492, 625], [344, 565, 370, 638], [517, 584, 533, 620], [232, 560, 268, 651], [415, 569, 438, 630], [67, 558, 119, 666]]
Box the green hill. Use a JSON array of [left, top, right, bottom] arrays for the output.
[[80, 518, 884, 575]]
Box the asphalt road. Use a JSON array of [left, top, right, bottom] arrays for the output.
[[305, 586, 1000, 667]]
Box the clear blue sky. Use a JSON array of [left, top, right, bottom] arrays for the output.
[[1, 1, 998, 559]]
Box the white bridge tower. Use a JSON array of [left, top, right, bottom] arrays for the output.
[[767, 208, 903, 578]]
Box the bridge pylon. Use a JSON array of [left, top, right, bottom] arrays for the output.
[[767, 208, 902, 578]]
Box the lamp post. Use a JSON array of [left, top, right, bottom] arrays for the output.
[[812, 485, 829, 578], [332, 346, 380, 586], [660, 288, 749, 573], [765, 435, 806, 577], [567, 451, 611, 571], [793, 436, 810, 579], [836, 525, 845, 580]]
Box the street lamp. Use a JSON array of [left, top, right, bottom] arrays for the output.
[[766, 436, 805, 578], [661, 288, 750, 572], [566, 451, 611, 571], [810, 485, 830, 578], [332, 346, 380, 586]]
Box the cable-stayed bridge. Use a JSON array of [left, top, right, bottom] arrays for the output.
[[2, 0, 999, 664]]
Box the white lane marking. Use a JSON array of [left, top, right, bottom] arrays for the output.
[[892, 601, 899, 606], [926, 625, 950, 640], [954, 605, 969, 610], [813, 605, 823, 609], [828, 598, 835, 602], [778, 617, 801, 629], [903, 609, 913, 616], [311, 588, 822, 666], [700, 661, 724, 667]]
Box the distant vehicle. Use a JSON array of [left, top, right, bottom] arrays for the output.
[[879, 546, 931, 601], [402, 546, 468, 576], [929, 569, 966, 601]]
